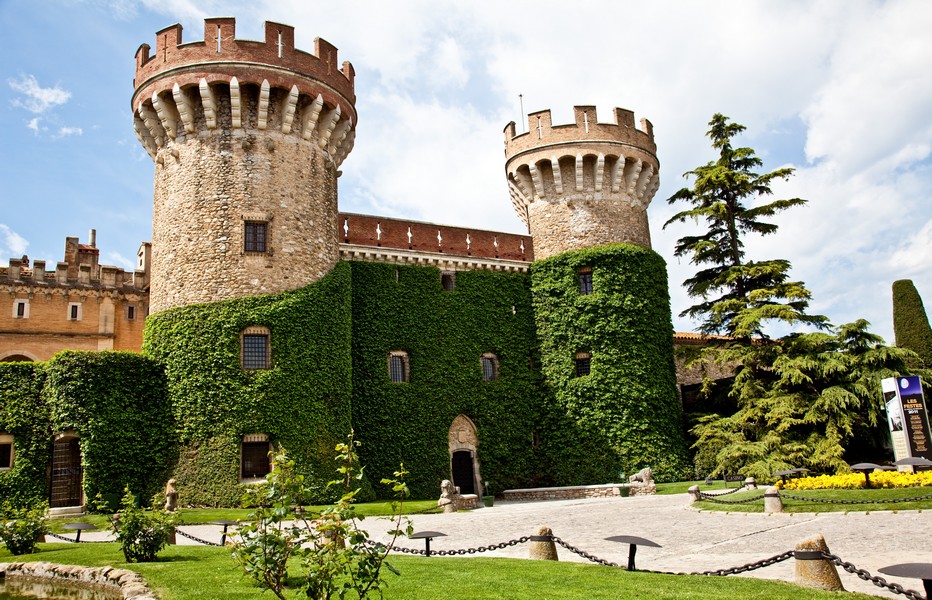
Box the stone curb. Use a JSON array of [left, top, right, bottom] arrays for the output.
[[0, 561, 157, 599]]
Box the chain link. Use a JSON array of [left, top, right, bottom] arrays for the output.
[[551, 536, 621, 568], [779, 491, 932, 505], [696, 491, 767, 504], [698, 486, 745, 496], [686, 550, 796, 576], [822, 552, 926, 600], [46, 531, 105, 544], [174, 527, 224, 546]]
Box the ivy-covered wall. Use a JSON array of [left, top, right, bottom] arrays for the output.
[[349, 262, 545, 499], [0, 362, 50, 506], [143, 262, 354, 506], [0, 353, 172, 508], [44, 351, 174, 505], [531, 244, 691, 482]]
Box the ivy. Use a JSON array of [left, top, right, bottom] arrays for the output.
[[0, 363, 50, 506], [530, 244, 692, 482]]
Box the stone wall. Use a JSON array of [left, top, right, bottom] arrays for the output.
[[0, 562, 156, 599], [502, 483, 654, 501]]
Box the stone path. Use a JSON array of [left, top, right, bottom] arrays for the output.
[[67, 493, 932, 598], [369, 493, 932, 598]]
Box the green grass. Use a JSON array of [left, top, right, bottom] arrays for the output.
[[0, 543, 878, 599], [655, 479, 738, 495], [46, 500, 441, 533], [694, 485, 932, 512]]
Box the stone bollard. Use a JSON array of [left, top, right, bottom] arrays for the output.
[[763, 486, 783, 513], [744, 476, 757, 490], [687, 485, 701, 504], [529, 526, 558, 561], [794, 534, 844, 591]]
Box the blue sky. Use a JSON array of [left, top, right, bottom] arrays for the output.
[[2, 0, 931, 341]]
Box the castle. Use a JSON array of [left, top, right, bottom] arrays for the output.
[[0, 18, 691, 509]]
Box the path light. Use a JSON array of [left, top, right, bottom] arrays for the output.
[[409, 530, 446, 557], [849, 463, 884, 488], [878, 563, 932, 598], [212, 520, 238, 546], [62, 522, 96, 542], [894, 456, 932, 471], [604, 535, 661, 571]]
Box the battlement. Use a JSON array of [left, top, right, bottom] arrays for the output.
[[504, 106, 656, 160], [134, 18, 354, 106], [339, 213, 533, 263]]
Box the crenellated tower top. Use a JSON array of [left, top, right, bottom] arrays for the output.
[[133, 18, 358, 313], [504, 106, 660, 258]]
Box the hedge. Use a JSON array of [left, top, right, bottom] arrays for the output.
[[893, 279, 932, 366]]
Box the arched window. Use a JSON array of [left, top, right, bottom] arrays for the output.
[[241, 326, 271, 370], [574, 351, 591, 377], [388, 351, 409, 383], [480, 353, 499, 382]]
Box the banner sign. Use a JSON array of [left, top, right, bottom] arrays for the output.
[[882, 376, 932, 463]]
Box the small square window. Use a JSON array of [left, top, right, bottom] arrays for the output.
[[127, 305, 136, 320], [245, 221, 268, 253], [68, 303, 82, 321], [578, 268, 593, 295], [574, 352, 591, 377], [14, 301, 28, 319], [241, 440, 271, 479], [389, 351, 409, 383]]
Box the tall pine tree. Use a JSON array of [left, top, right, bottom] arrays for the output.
[[892, 279, 932, 367], [664, 114, 827, 339]]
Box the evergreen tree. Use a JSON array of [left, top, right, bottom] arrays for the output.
[[892, 279, 932, 366], [664, 114, 827, 338]]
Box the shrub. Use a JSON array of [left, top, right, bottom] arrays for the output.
[[0, 501, 48, 555], [98, 488, 177, 562]]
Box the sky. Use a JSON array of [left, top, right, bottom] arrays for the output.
[[1, 0, 931, 342]]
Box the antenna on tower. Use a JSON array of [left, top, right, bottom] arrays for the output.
[[519, 94, 525, 132]]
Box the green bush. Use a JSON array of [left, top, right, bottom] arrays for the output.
[[0, 501, 48, 555], [99, 488, 177, 563], [0, 362, 50, 506], [893, 279, 932, 366]]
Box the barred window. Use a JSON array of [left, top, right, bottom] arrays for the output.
[[575, 352, 591, 377], [245, 221, 268, 253], [241, 326, 271, 370], [388, 351, 409, 383], [578, 267, 593, 295], [241, 435, 271, 479], [481, 353, 499, 382]]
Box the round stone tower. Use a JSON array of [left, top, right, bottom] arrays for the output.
[[132, 18, 357, 312], [503, 106, 659, 259]]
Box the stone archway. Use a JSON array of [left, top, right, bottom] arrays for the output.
[[448, 414, 483, 497]]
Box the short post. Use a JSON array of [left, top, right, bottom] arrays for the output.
[[604, 535, 661, 571], [213, 520, 237, 546], [687, 485, 701, 504], [744, 476, 757, 490], [166, 527, 176, 545], [763, 486, 783, 513], [529, 526, 558, 561], [794, 534, 844, 591]]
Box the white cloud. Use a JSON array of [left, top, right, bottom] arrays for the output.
[[0, 225, 29, 258], [8, 75, 72, 114], [57, 127, 84, 138], [106, 251, 136, 270], [426, 36, 469, 89], [26, 118, 41, 134]]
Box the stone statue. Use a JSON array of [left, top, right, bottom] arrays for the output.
[[164, 478, 178, 512], [438, 479, 458, 513], [629, 467, 653, 484]]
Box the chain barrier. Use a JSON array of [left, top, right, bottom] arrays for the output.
[[822, 552, 926, 600], [174, 527, 224, 547], [46, 531, 105, 544], [780, 491, 932, 505], [697, 486, 745, 496], [696, 491, 767, 504], [686, 550, 795, 576], [550, 535, 621, 568]]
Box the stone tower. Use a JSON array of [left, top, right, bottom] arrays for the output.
[[504, 106, 659, 259], [132, 18, 357, 312]]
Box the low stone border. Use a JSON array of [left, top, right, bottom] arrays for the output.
[[503, 483, 655, 502], [0, 561, 157, 599]]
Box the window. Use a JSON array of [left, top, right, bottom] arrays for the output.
[[441, 271, 456, 291], [0, 434, 13, 470], [578, 267, 593, 295], [127, 305, 136, 320], [481, 353, 499, 382], [241, 326, 271, 370], [68, 302, 82, 321], [241, 434, 271, 480], [574, 352, 591, 377], [13, 300, 28, 319], [244, 221, 268, 253], [388, 351, 409, 383]]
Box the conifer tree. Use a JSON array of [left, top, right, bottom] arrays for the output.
[[892, 279, 932, 366], [664, 114, 827, 338]]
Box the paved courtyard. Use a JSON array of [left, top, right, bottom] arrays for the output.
[[368, 493, 932, 598]]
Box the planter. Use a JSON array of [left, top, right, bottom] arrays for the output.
[[482, 495, 495, 507]]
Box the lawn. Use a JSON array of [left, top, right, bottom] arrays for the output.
[[693, 485, 932, 512], [0, 543, 879, 600]]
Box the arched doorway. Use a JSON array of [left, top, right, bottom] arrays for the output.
[[448, 415, 482, 496], [50, 431, 83, 508]]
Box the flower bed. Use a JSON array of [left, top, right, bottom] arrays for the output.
[[782, 471, 932, 490]]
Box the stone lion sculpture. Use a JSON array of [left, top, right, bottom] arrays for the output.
[[164, 478, 178, 512], [438, 479, 459, 513], [628, 467, 653, 484]]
